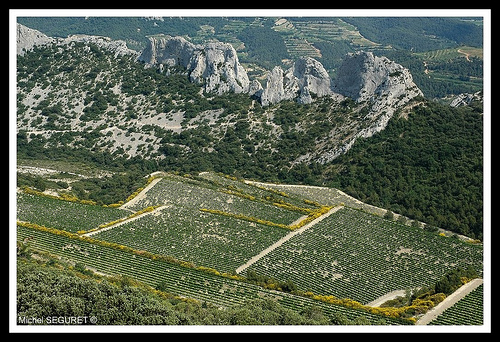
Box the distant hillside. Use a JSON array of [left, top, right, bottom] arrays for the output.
[[16, 20, 484, 240], [17, 16, 483, 98], [325, 99, 483, 240], [342, 17, 483, 51]]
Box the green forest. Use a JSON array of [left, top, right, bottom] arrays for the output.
[[17, 257, 363, 325], [325, 99, 483, 239]]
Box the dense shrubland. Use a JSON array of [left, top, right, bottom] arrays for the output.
[[326, 100, 483, 239], [17, 258, 337, 325]]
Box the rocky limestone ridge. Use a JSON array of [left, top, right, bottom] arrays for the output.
[[16, 23, 138, 58], [106, 34, 423, 112], [259, 57, 338, 106], [138, 35, 195, 69], [333, 51, 423, 104], [449, 91, 482, 107], [139, 35, 250, 95], [139, 35, 340, 103], [315, 51, 423, 164], [17, 23, 54, 56], [17, 25, 424, 164]]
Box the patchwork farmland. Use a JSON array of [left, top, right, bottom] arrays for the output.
[[16, 171, 483, 325]]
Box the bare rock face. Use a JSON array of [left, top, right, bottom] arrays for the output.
[[315, 51, 423, 164], [449, 91, 482, 107], [259, 57, 335, 106], [139, 35, 250, 95], [138, 35, 195, 68], [188, 42, 250, 95], [334, 51, 422, 104], [293, 57, 334, 104], [17, 23, 138, 58], [17, 23, 54, 55]]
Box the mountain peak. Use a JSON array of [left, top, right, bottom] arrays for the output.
[[334, 51, 423, 103], [139, 35, 250, 95], [259, 56, 337, 106]]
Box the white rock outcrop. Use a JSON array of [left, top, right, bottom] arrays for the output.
[[17, 23, 54, 55], [188, 42, 250, 94], [449, 91, 482, 107], [17, 23, 138, 58], [260, 57, 335, 106], [138, 35, 195, 68], [316, 51, 423, 164], [139, 35, 250, 95], [333, 51, 422, 104]]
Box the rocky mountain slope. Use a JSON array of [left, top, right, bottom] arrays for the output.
[[139, 35, 252, 95], [16, 23, 423, 166], [17, 23, 138, 58]]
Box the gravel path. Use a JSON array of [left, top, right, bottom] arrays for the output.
[[120, 177, 163, 210], [416, 278, 483, 325], [235, 206, 343, 274], [366, 289, 408, 307]]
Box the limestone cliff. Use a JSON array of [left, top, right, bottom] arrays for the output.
[[315, 51, 423, 164], [139, 35, 250, 95], [138, 35, 195, 68], [334, 51, 422, 105], [17, 23, 54, 55], [260, 57, 335, 106]]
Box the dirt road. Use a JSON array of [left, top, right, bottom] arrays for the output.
[[416, 278, 483, 325], [235, 206, 343, 274]]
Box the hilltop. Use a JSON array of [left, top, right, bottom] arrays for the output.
[[17, 16, 483, 98], [16, 21, 483, 239], [16, 23, 421, 163]]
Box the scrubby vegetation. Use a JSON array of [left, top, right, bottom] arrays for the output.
[[15, 16, 485, 327], [17, 258, 337, 325]]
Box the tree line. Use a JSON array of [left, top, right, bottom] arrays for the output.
[[325, 99, 483, 239], [17, 257, 378, 325]]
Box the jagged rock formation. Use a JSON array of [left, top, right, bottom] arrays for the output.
[[260, 57, 336, 106], [16, 25, 424, 164], [17, 23, 54, 55], [449, 91, 482, 107], [138, 35, 195, 67], [315, 51, 423, 164], [16, 23, 138, 58], [137, 36, 422, 115], [139, 35, 250, 95], [333, 51, 422, 105]]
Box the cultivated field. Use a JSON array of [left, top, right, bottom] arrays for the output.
[[16, 170, 483, 325]]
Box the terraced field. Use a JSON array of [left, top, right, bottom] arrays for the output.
[[428, 284, 484, 325], [242, 206, 483, 304], [16, 171, 484, 325]]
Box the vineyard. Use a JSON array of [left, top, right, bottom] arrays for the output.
[[16, 171, 484, 325], [428, 284, 484, 325]]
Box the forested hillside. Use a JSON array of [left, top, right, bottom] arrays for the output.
[[16, 44, 483, 239], [16, 16, 484, 240], [325, 99, 483, 239]]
